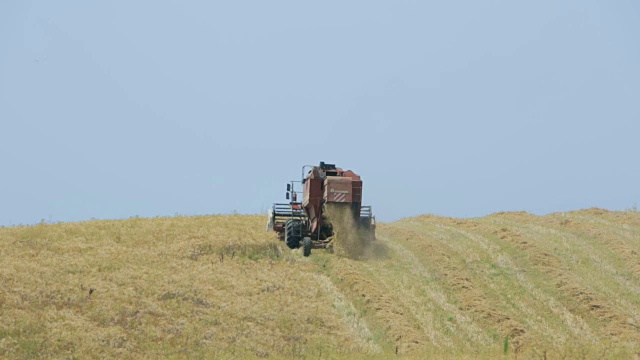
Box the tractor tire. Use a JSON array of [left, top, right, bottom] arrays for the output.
[[285, 219, 302, 249], [303, 237, 312, 257]]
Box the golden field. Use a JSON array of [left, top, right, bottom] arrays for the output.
[[1, 209, 639, 359]]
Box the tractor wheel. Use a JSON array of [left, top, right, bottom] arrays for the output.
[[303, 237, 312, 257], [285, 219, 301, 249]]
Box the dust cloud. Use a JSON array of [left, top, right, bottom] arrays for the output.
[[325, 203, 385, 260]]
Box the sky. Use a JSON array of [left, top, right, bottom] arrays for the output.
[[1, 1, 639, 226]]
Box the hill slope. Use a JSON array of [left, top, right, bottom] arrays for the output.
[[1, 209, 639, 358]]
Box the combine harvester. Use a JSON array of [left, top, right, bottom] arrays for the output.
[[267, 162, 376, 257]]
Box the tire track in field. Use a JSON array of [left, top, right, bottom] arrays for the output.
[[384, 226, 528, 351], [484, 217, 640, 343]]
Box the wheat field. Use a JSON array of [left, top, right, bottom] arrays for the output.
[[1, 209, 639, 358]]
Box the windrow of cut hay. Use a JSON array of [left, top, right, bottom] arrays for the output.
[[328, 255, 427, 354], [483, 211, 640, 343], [553, 210, 640, 278], [376, 210, 640, 357], [393, 225, 528, 351]]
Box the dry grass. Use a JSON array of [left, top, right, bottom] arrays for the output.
[[1, 209, 640, 358], [0, 215, 377, 359]]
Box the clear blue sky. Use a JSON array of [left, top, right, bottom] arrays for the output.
[[1, 1, 638, 226]]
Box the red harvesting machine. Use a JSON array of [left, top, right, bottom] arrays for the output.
[[267, 162, 376, 256]]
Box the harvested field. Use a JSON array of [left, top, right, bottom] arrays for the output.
[[1, 209, 639, 358]]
